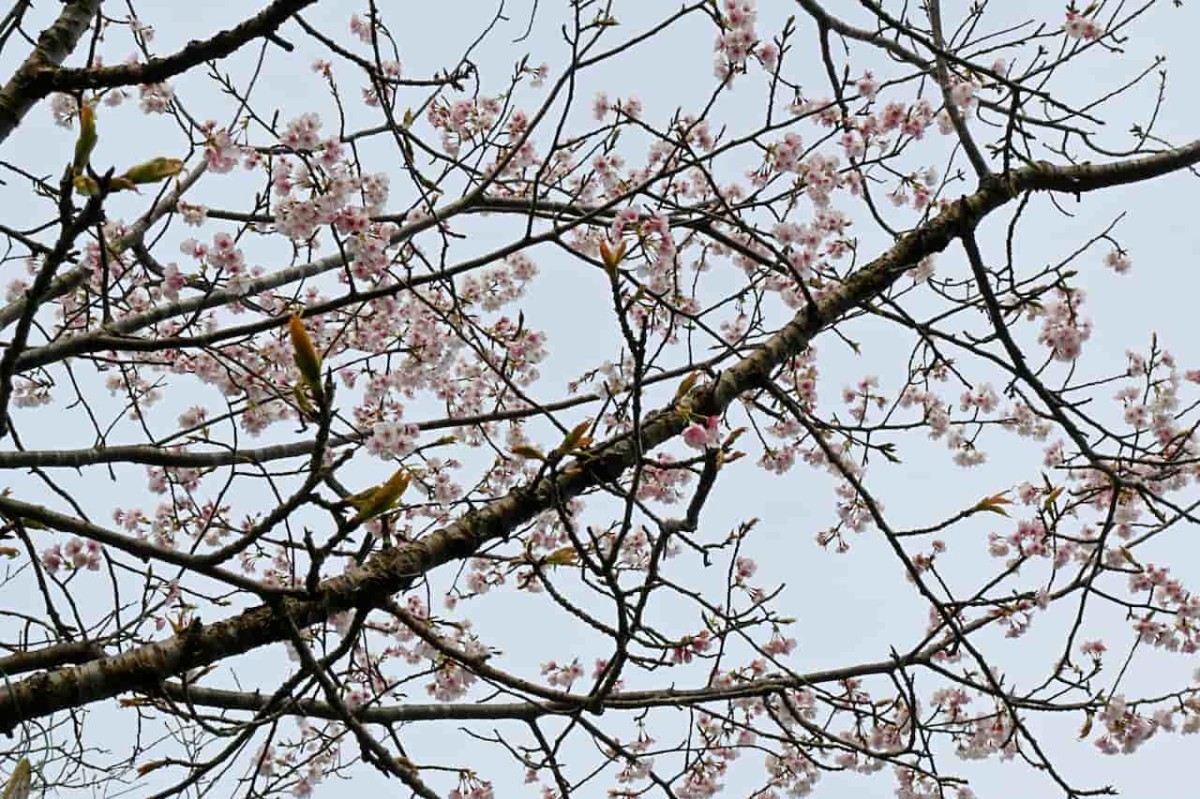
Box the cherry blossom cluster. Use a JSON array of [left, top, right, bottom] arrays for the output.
[[1063, 9, 1106, 40], [1036, 287, 1093, 362], [1128, 563, 1200, 653], [602, 523, 683, 571], [448, 777, 495, 799], [40, 537, 102, 572], [426, 95, 504, 157], [459, 252, 539, 311], [682, 415, 721, 450], [714, 0, 771, 82], [539, 658, 584, 689], [253, 722, 342, 798], [761, 745, 821, 797], [1093, 695, 1160, 755], [987, 516, 1086, 571], [269, 116, 394, 256], [6, 3, 1197, 799]]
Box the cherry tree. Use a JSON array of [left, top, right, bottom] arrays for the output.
[[0, 1, 1198, 797]]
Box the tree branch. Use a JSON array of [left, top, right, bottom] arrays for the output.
[[1, 144, 1197, 733], [0, 0, 99, 145]]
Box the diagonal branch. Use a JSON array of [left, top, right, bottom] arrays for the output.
[[0, 143, 1197, 733], [0, 0, 99, 145], [32, 0, 316, 95], [0, 0, 315, 146]]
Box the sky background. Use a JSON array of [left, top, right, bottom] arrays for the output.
[[3, 1, 1200, 797]]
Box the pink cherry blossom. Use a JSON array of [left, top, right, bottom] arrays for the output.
[[683, 416, 721, 450]]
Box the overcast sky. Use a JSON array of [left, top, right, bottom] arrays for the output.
[[3, 1, 1200, 797]]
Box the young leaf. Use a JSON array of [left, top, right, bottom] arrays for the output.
[[288, 313, 323, 396], [974, 493, 1012, 517], [73, 102, 97, 174], [122, 157, 183, 185], [292, 383, 318, 421], [1078, 712, 1094, 740], [108, 176, 139, 193], [350, 469, 412, 522], [721, 427, 747, 449], [598, 239, 627, 279], [554, 421, 592, 455], [543, 546, 578, 566], [879, 442, 902, 464], [510, 445, 546, 461], [674, 371, 700, 401], [73, 174, 99, 196]]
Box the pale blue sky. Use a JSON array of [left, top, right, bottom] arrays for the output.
[[3, 1, 1200, 797]]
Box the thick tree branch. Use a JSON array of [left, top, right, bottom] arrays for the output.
[[34, 0, 315, 95], [0, 0, 315, 149], [0, 0, 99, 145], [0, 640, 105, 677], [153, 643, 929, 723], [1, 143, 1197, 733]]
